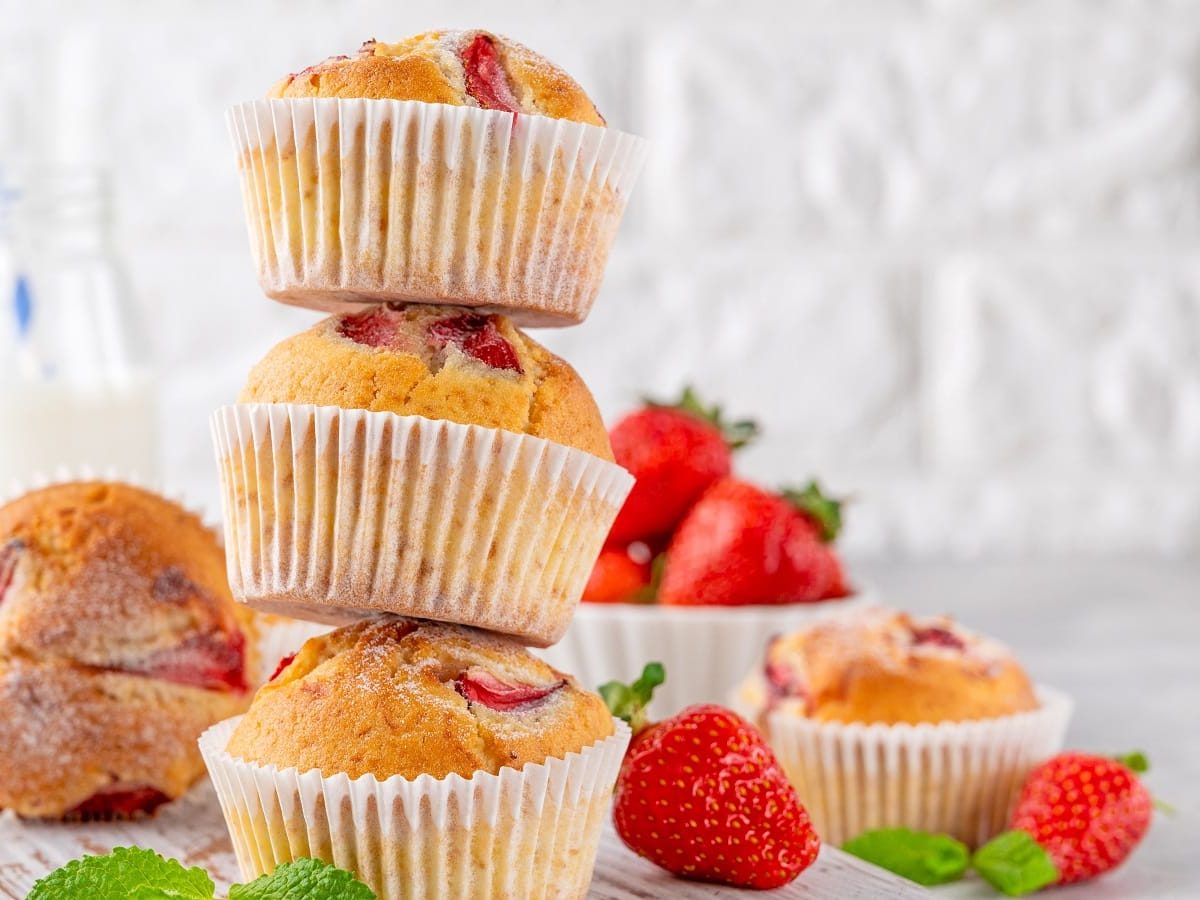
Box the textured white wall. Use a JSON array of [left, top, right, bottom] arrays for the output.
[[4, 0, 1200, 559]]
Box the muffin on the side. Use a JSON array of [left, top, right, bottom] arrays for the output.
[[0, 481, 257, 820], [737, 608, 1071, 847], [202, 617, 629, 899], [215, 305, 632, 645], [740, 608, 1038, 725], [230, 30, 646, 324]]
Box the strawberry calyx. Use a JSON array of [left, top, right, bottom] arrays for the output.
[[1113, 751, 1149, 774], [782, 480, 845, 543], [645, 386, 759, 450], [599, 661, 665, 735]]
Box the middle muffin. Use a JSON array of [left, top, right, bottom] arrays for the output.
[[213, 304, 633, 645]]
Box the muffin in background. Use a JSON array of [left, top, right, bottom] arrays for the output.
[[231, 30, 646, 324], [739, 607, 1038, 725], [203, 617, 629, 899], [0, 481, 257, 819], [736, 608, 1071, 847]]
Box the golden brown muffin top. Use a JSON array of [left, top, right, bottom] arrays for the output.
[[226, 616, 614, 780], [239, 304, 613, 460], [0, 481, 256, 693], [269, 31, 604, 126], [740, 608, 1038, 725]]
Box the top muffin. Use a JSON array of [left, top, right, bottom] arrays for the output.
[[240, 304, 613, 460], [740, 608, 1038, 725], [269, 31, 604, 126]]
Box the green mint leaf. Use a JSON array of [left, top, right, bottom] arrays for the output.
[[1114, 751, 1150, 774], [229, 858, 375, 900], [973, 830, 1059, 896], [27, 846, 214, 900], [599, 662, 665, 733], [841, 828, 969, 886]]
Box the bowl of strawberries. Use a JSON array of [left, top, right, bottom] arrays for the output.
[[541, 388, 863, 717]]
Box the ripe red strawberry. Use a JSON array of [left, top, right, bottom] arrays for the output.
[[582, 544, 654, 604], [607, 388, 758, 545], [602, 664, 820, 889], [658, 478, 849, 605], [1009, 752, 1154, 885]]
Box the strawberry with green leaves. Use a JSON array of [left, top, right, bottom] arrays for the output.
[[1004, 751, 1154, 888], [582, 543, 655, 604], [659, 478, 850, 605], [607, 387, 758, 545], [602, 663, 820, 889]]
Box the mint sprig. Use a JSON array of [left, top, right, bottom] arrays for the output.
[[28, 849, 376, 900], [842, 828, 969, 886], [973, 831, 1059, 897], [27, 846, 214, 899], [230, 857, 376, 899]]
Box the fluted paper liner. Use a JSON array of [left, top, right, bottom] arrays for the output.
[[211, 403, 633, 645], [540, 597, 864, 719], [200, 716, 630, 900], [228, 98, 648, 326], [759, 688, 1072, 847]]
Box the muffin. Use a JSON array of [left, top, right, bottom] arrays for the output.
[[240, 304, 612, 459], [214, 305, 632, 645], [229, 30, 646, 325], [0, 481, 257, 819], [741, 608, 1038, 725], [201, 617, 630, 899], [735, 608, 1071, 847]]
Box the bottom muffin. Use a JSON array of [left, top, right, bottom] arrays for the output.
[[201, 616, 629, 899]]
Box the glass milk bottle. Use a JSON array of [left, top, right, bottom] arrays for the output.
[[0, 169, 159, 487]]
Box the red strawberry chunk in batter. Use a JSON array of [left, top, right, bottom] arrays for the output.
[[461, 34, 521, 113], [127, 629, 249, 693], [0, 539, 22, 606], [428, 313, 523, 373], [67, 786, 171, 820], [455, 666, 565, 711], [911, 626, 967, 652]]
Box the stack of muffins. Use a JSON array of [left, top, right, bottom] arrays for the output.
[[198, 31, 647, 899]]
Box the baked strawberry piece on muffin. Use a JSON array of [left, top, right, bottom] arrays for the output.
[[204, 617, 628, 898], [232, 31, 645, 325], [737, 608, 1069, 846], [270, 31, 604, 125], [741, 608, 1038, 725], [0, 481, 256, 819], [240, 303, 611, 459]]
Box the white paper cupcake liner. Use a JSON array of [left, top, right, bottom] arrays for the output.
[[228, 98, 647, 326], [211, 403, 633, 646], [199, 716, 630, 900], [760, 688, 1072, 848], [538, 594, 867, 718]]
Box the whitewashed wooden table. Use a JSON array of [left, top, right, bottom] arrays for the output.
[[0, 781, 926, 899]]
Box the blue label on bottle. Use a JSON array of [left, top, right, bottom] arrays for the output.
[[13, 274, 31, 338]]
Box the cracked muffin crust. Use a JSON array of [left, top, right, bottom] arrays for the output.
[[0, 481, 257, 819], [240, 304, 613, 460], [269, 31, 604, 126], [739, 608, 1038, 726], [226, 616, 613, 780]]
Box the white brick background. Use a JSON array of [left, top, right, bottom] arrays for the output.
[[4, 0, 1200, 559]]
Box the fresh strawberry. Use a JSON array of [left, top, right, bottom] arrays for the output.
[[1007, 752, 1154, 886], [602, 663, 820, 889], [658, 478, 849, 606], [582, 543, 656, 604], [607, 387, 758, 545]]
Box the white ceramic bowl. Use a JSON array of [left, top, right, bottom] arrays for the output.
[[539, 593, 868, 719]]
